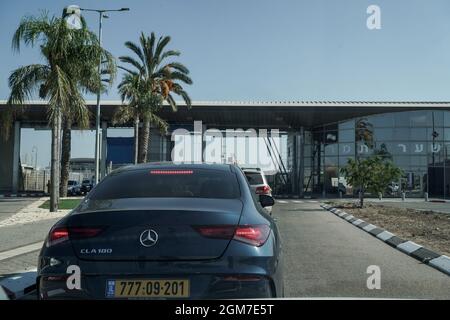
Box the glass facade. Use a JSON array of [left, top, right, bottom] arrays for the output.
[[304, 110, 450, 198]]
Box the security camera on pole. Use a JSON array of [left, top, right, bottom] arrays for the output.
[[63, 5, 82, 29]]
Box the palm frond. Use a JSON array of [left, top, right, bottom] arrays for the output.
[[154, 35, 171, 62], [177, 90, 192, 108], [7, 64, 50, 105], [166, 62, 189, 74], [124, 41, 146, 67], [166, 94, 177, 112], [167, 71, 193, 85], [12, 12, 53, 52], [148, 112, 168, 135], [119, 55, 144, 74], [112, 104, 135, 125], [118, 65, 139, 76], [159, 50, 180, 62]]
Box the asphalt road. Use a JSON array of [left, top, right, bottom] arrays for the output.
[[0, 198, 449, 298], [274, 200, 450, 299], [0, 198, 60, 277]]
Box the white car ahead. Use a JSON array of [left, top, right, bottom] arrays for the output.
[[242, 168, 273, 215]]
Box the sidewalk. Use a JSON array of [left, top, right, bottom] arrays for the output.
[[0, 198, 73, 289]]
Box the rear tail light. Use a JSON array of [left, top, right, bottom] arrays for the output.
[[255, 185, 271, 195], [195, 224, 270, 247], [47, 227, 69, 247], [233, 225, 271, 246], [46, 226, 104, 247]]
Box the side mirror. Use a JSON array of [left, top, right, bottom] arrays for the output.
[[259, 194, 275, 208]]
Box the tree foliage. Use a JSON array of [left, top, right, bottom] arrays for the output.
[[2, 11, 116, 137], [340, 155, 403, 207], [4, 11, 116, 209], [113, 32, 192, 163]]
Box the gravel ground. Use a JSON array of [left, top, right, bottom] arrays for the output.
[[329, 201, 450, 257]]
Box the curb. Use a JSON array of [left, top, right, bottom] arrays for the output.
[[0, 193, 48, 198], [321, 203, 450, 277]]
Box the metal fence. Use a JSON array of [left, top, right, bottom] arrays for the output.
[[21, 170, 92, 192], [22, 170, 48, 192]]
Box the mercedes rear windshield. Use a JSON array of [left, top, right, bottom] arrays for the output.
[[88, 168, 241, 200]]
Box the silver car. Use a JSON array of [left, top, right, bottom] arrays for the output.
[[242, 168, 273, 214], [67, 180, 81, 196]]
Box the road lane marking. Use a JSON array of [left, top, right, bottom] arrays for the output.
[[0, 242, 43, 261], [277, 200, 288, 204]]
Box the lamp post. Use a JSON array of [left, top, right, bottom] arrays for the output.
[[32, 146, 38, 191], [31, 146, 38, 170], [79, 7, 130, 185]]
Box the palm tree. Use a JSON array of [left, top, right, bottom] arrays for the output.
[[114, 32, 192, 163], [60, 63, 116, 198], [3, 12, 115, 210]]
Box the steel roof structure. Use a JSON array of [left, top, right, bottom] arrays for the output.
[[2, 100, 450, 129]]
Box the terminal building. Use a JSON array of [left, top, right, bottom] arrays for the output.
[[1, 101, 450, 199]]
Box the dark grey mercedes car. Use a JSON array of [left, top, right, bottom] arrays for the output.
[[37, 163, 283, 299]]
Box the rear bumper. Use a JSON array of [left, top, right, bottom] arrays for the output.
[[38, 228, 283, 299], [38, 273, 276, 299]]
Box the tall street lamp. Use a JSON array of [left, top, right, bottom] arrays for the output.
[[31, 146, 38, 170], [79, 6, 130, 185]]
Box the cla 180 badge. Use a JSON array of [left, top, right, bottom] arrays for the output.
[[80, 248, 113, 254]]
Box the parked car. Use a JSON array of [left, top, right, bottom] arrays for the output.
[[387, 182, 400, 195], [37, 163, 283, 299], [67, 180, 81, 196], [80, 179, 93, 195], [242, 168, 273, 214]]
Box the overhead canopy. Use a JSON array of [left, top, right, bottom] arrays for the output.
[[2, 100, 450, 130]]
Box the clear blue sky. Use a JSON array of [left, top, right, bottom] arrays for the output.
[[2, 0, 450, 167]]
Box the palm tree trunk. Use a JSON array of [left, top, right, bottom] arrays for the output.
[[134, 117, 139, 164], [138, 120, 150, 163], [50, 109, 62, 212], [59, 119, 72, 197]]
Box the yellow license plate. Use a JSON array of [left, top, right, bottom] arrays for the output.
[[107, 279, 190, 298]]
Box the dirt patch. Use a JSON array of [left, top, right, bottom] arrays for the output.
[[328, 201, 450, 257]]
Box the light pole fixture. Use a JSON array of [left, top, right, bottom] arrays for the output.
[[32, 146, 38, 170], [78, 6, 130, 185]]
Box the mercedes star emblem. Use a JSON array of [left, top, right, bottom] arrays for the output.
[[139, 229, 158, 247]]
